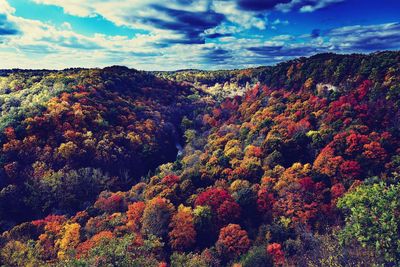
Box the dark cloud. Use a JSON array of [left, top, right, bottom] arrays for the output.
[[327, 22, 400, 51], [41, 35, 102, 50], [105, 50, 162, 58], [311, 29, 320, 38], [0, 14, 19, 36], [247, 22, 400, 64], [235, 0, 340, 12], [346, 35, 400, 51], [175, 0, 196, 4], [129, 51, 162, 57], [236, 0, 291, 11], [248, 45, 283, 54], [155, 37, 206, 46], [203, 32, 232, 39], [0, 27, 18, 35], [245, 44, 324, 66], [139, 5, 225, 44], [202, 47, 232, 64], [248, 44, 320, 57]]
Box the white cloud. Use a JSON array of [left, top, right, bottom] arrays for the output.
[[271, 19, 289, 25], [271, 34, 294, 41], [0, 0, 14, 14], [0, 0, 398, 70], [213, 1, 268, 30], [0, 1, 174, 69], [276, 0, 345, 13], [32, 0, 211, 27], [61, 22, 72, 30]]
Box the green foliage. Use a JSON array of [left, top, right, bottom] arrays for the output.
[[294, 231, 380, 267], [0, 239, 43, 266], [142, 197, 174, 239], [170, 252, 216, 267], [0, 72, 72, 132], [337, 182, 400, 263], [63, 234, 163, 267], [26, 168, 111, 214], [240, 246, 273, 267]]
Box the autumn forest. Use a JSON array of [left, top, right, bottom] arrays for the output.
[[0, 51, 400, 266]]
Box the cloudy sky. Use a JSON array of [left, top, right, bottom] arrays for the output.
[[0, 0, 399, 70]]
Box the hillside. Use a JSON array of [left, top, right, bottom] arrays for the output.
[[1, 51, 400, 266], [155, 52, 400, 97], [0, 67, 206, 229]]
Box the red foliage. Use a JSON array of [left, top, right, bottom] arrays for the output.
[[76, 231, 114, 258], [4, 126, 16, 140], [3, 161, 18, 178], [331, 183, 346, 205], [94, 193, 124, 213], [257, 187, 275, 215], [216, 224, 251, 259], [221, 99, 239, 111], [195, 188, 241, 225], [327, 96, 352, 122], [245, 84, 259, 102], [245, 145, 263, 158], [355, 80, 372, 100], [299, 177, 315, 191], [217, 200, 241, 225], [203, 114, 218, 127], [363, 141, 387, 162], [161, 174, 180, 186], [212, 108, 222, 118], [287, 118, 311, 138], [339, 160, 361, 180], [267, 243, 285, 265], [273, 192, 319, 228], [32, 214, 67, 232], [169, 207, 196, 251], [126, 201, 146, 232], [195, 188, 233, 212], [345, 132, 369, 155]]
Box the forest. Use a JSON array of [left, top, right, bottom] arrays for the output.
[[0, 51, 400, 266]]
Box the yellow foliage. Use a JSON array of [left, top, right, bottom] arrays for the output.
[[56, 223, 81, 260], [127, 131, 141, 145], [57, 141, 78, 159], [230, 179, 251, 192], [279, 216, 291, 229], [224, 139, 242, 159], [274, 162, 311, 192], [178, 204, 192, 213], [303, 78, 314, 90], [1, 240, 39, 267]]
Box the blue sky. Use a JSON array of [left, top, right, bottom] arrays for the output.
[[0, 0, 399, 70]]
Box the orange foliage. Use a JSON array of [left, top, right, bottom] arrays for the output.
[[267, 243, 285, 265], [313, 146, 343, 177], [216, 224, 250, 259], [76, 231, 114, 258], [363, 141, 387, 162], [126, 201, 146, 232], [169, 206, 196, 251]]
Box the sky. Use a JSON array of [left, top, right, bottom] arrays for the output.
[[0, 0, 399, 70]]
